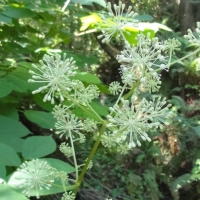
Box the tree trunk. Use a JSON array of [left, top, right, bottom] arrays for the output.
[[179, 0, 200, 34]]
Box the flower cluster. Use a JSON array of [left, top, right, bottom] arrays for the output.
[[55, 112, 84, 141], [16, 159, 55, 199], [73, 80, 100, 105], [61, 191, 75, 200], [184, 22, 200, 45], [97, 1, 138, 43], [117, 33, 168, 90], [106, 97, 171, 149], [109, 81, 122, 95], [28, 53, 78, 104], [59, 142, 73, 157]]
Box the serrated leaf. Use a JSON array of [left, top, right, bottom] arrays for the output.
[[0, 143, 21, 166], [24, 110, 56, 129], [0, 115, 30, 137], [0, 184, 29, 200], [22, 135, 56, 159]]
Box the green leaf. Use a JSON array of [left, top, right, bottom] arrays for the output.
[[80, 13, 101, 31], [32, 94, 54, 111], [22, 135, 57, 159], [0, 143, 21, 166], [90, 101, 109, 117], [71, 0, 106, 7], [5, 68, 31, 93], [136, 154, 146, 163], [0, 133, 24, 153], [0, 14, 12, 23], [0, 165, 6, 179], [0, 104, 19, 121], [135, 14, 154, 21], [0, 78, 12, 98], [1, 7, 36, 19], [41, 158, 75, 173], [74, 72, 101, 84], [192, 126, 200, 137], [173, 174, 192, 191], [24, 110, 56, 129], [0, 184, 29, 200], [0, 115, 30, 137], [7, 158, 75, 197]]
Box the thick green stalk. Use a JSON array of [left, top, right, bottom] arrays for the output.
[[74, 121, 107, 195]]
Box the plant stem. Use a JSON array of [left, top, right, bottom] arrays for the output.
[[74, 121, 107, 195], [69, 130, 79, 181], [169, 47, 200, 66]]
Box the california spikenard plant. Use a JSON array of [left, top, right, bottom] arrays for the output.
[[13, 1, 200, 199]]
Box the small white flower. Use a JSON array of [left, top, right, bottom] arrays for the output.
[[16, 159, 54, 199], [59, 142, 73, 157], [83, 118, 98, 132], [97, 1, 138, 43], [164, 38, 181, 53], [184, 22, 200, 45], [52, 104, 69, 120], [117, 34, 168, 86], [28, 53, 78, 104], [107, 97, 171, 148], [109, 81, 122, 95], [61, 191, 75, 200], [76, 84, 100, 105], [55, 113, 83, 141]]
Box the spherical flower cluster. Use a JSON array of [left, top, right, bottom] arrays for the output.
[[55, 112, 84, 142], [61, 191, 75, 200], [117, 33, 168, 87], [16, 159, 55, 199], [184, 22, 200, 45], [97, 1, 138, 43], [107, 97, 171, 149], [59, 142, 73, 157], [75, 82, 100, 105], [109, 81, 122, 95], [164, 38, 181, 54], [28, 53, 78, 104]]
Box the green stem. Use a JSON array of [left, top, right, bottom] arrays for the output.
[[69, 130, 79, 181], [74, 121, 107, 195], [63, 92, 104, 123], [169, 47, 200, 66], [73, 81, 139, 195]]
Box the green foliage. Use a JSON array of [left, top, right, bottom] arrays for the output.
[[0, 0, 200, 199]]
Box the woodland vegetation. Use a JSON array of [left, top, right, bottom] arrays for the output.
[[0, 0, 200, 200]]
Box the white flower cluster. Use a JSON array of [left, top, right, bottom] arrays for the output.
[[16, 159, 55, 199], [97, 1, 138, 43], [117, 33, 168, 91], [61, 191, 75, 200], [28, 53, 78, 104], [106, 97, 171, 149], [184, 22, 200, 45]]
